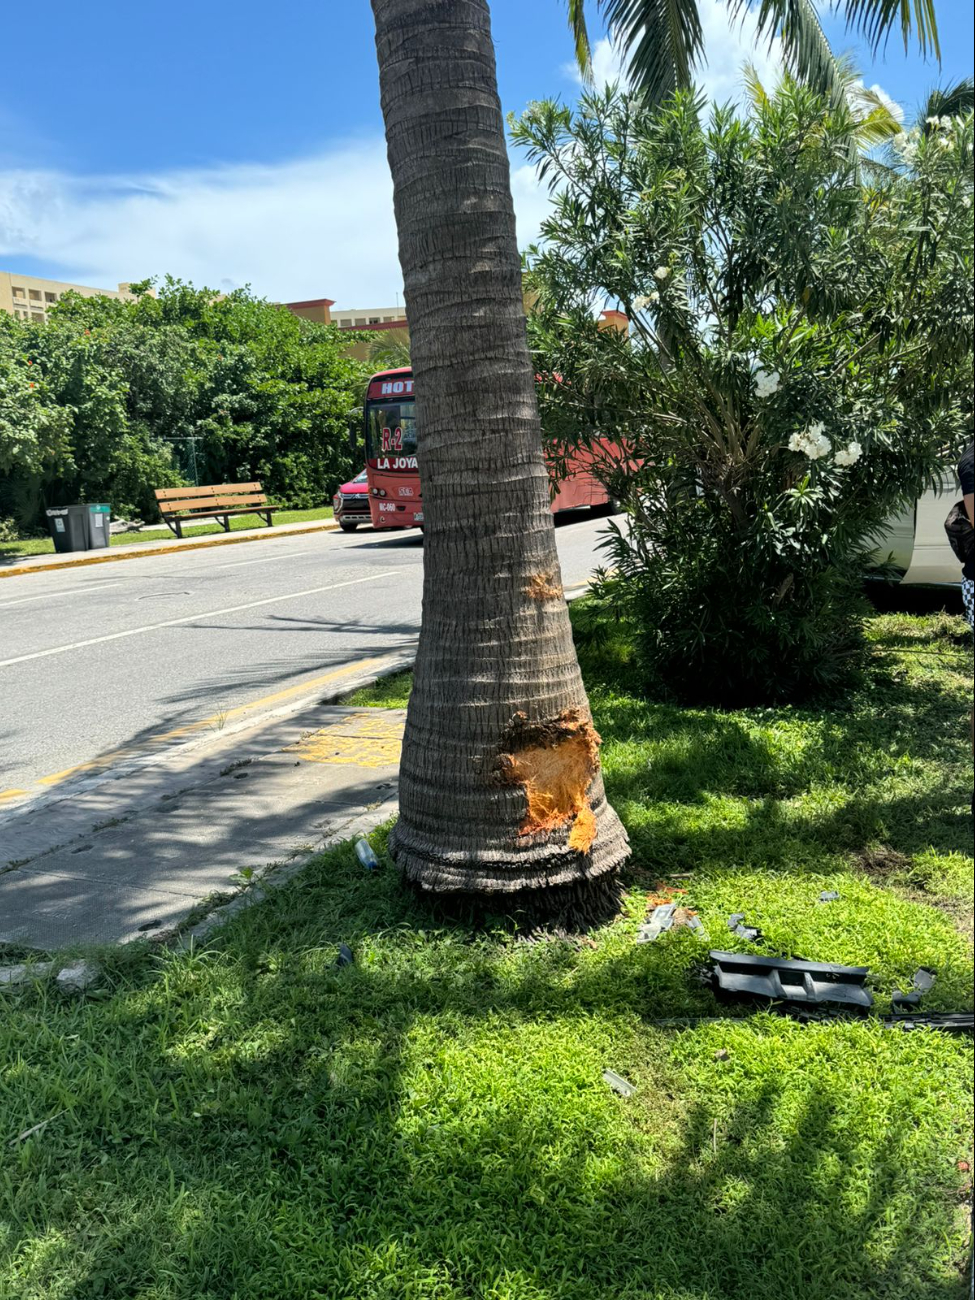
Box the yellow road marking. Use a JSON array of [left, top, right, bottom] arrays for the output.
[[0, 789, 28, 802], [287, 712, 405, 770], [30, 656, 392, 790]]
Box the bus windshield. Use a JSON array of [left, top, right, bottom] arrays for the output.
[[365, 402, 417, 461]]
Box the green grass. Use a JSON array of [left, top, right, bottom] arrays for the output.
[[1, 612, 972, 1299], [0, 508, 334, 558], [343, 670, 414, 708]]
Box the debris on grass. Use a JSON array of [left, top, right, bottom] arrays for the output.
[[878, 1011, 972, 1034], [56, 961, 99, 993], [818, 890, 841, 903], [0, 962, 53, 986], [710, 950, 874, 1010], [354, 837, 380, 871], [637, 903, 676, 943], [727, 913, 764, 943], [8, 1111, 66, 1147], [335, 944, 354, 968], [602, 1069, 636, 1097], [636, 902, 706, 943], [892, 966, 937, 1010]]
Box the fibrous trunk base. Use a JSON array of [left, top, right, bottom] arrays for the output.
[[397, 851, 625, 933], [390, 793, 629, 928]]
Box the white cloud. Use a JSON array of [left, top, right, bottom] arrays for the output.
[[696, 0, 783, 104], [0, 142, 405, 308], [0, 139, 564, 308], [509, 162, 556, 250]]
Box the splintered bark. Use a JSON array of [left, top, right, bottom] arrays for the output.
[[371, 0, 629, 916]]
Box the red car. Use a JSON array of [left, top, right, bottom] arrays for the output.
[[332, 469, 371, 532]]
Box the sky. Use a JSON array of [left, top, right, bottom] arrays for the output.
[[1, 0, 971, 309]]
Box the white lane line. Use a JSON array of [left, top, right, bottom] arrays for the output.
[[0, 581, 119, 609], [0, 572, 400, 668], [214, 549, 313, 569]]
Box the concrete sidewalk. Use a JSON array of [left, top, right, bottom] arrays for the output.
[[0, 685, 407, 950], [0, 516, 338, 578]]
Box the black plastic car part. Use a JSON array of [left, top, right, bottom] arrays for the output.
[[710, 950, 873, 1010], [881, 1011, 972, 1033], [892, 966, 936, 1010], [637, 904, 676, 943], [727, 914, 763, 943]]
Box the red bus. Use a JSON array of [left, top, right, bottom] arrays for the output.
[[361, 367, 612, 531]]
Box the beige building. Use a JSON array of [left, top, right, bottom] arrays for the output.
[[282, 296, 334, 325], [0, 271, 140, 324], [329, 305, 407, 329]]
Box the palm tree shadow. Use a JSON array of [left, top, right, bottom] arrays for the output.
[[29, 852, 966, 1298]]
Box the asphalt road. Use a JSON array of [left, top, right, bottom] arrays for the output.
[[0, 515, 608, 802]]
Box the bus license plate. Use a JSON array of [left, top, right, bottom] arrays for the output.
[[415, 513, 424, 524]]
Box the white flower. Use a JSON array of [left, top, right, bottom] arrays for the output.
[[962, 196, 973, 210], [926, 115, 942, 128], [834, 442, 863, 468], [754, 368, 781, 398], [938, 135, 952, 151], [940, 115, 953, 130], [654, 266, 671, 281], [632, 295, 652, 311], [789, 422, 831, 460], [649, 290, 660, 303]]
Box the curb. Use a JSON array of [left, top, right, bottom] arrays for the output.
[[0, 648, 418, 833], [0, 652, 415, 953], [0, 520, 339, 580], [131, 595, 594, 950]]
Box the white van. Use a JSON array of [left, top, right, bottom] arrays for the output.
[[873, 476, 961, 586]]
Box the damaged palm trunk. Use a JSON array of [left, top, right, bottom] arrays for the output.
[[371, 0, 629, 919]]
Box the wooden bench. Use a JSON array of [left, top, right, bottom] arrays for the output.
[[154, 483, 277, 539]]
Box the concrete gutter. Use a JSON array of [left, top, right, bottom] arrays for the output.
[[0, 518, 339, 580]]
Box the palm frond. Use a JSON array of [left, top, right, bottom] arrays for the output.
[[854, 103, 904, 146], [844, 72, 905, 144], [598, 0, 706, 104], [733, 0, 839, 102], [567, 0, 594, 81], [840, 0, 940, 60], [742, 61, 771, 111], [367, 332, 411, 370], [919, 76, 974, 126]]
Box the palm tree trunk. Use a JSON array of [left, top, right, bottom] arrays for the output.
[[371, 0, 629, 918]]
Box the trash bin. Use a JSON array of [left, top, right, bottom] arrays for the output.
[[85, 504, 111, 550], [46, 505, 90, 554]]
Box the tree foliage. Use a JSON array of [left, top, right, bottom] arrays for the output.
[[516, 83, 974, 704], [567, 0, 940, 106], [0, 279, 366, 533]]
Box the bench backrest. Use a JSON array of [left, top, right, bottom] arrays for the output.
[[154, 483, 267, 514]]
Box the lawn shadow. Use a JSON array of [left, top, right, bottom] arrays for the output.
[[5, 850, 967, 1299]]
